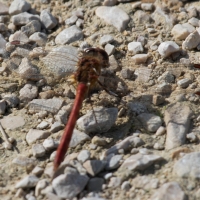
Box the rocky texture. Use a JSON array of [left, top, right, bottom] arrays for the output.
[[164, 102, 193, 150], [96, 6, 129, 32]]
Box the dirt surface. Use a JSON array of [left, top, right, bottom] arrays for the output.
[[1, 0, 200, 200]]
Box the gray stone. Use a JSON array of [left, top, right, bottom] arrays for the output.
[[37, 121, 49, 129], [188, 17, 200, 27], [150, 182, 186, 200], [158, 71, 175, 83], [21, 20, 41, 36], [121, 153, 163, 171], [87, 177, 104, 192], [0, 99, 6, 115], [105, 135, 144, 155], [0, 34, 6, 55], [65, 15, 78, 25], [0, 115, 25, 130], [55, 25, 83, 45], [12, 155, 37, 167], [28, 98, 64, 114], [177, 78, 192, 88], [15, 175, 39, 189], [9, 0, 31, 15], [155, 83, 172, 95], [83, 160, 106, 176], [3, 93, 20, 108], [69, 129, 91, 148], [77, 107, 118, 134], [43, 138, 58, 150], [40, 9, 57, 30], [52, 170, 89, 199], [32, 144, 46, 158], [173, 152, 200, 179], [99, 35, 114, 46], [32, 166, 44, 176], [158, 41, 180, 58], [105, 154, 122, 170], [137, 113, 162, 132], [96, 6, 129, 32], [132, 176, 159, 190], [128, 42, 144, 55], [19, 83, 38, 102], [182, 30, 200, 50], [105, 43, 115, 55], [35, 179, 48, 197], [0, 2, 9, 15], [26, 129, 51, 145], [50, 121, 64, 133], [164, 102, 193, 150], [29, 32, 47, 46], [9, 30, 29, 44], [77, 150, 91, 163], [11, 12, 40, 26], [55, 104, 72, 124]]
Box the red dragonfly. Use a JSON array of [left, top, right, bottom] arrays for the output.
[[3, 41, 110, 170], [53, 47, 110, 170]]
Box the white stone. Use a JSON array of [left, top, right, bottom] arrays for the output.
[[131, 54, 148, 64], [128, 42, 143, 55], [52, 170, 89, 199], [37, 121, 49, 129], [15, 175, 39, 188], [26, 129, 50, 145], [182, 30, 200, 50], [40, 9, 57, 30], [171, 24, 190, 40], [77, 107, 118, 134], [158, 41, 180, 58], [96, 6, 129, 32], [35, 179, 48, 196], [55, 25, 83, 45], [77, 150, 91, 163], [43, 138, 58, 150], [19, 83, 38, 102], [9, 0, 31, 15], [32, 143, 46, 157]]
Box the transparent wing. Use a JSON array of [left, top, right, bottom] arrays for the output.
[[1, 40, 79, 83]]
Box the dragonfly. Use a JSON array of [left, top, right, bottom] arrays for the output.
[[1, 40, 115, 170]]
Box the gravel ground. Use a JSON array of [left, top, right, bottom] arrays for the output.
[[1, 0, 200, 199]]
